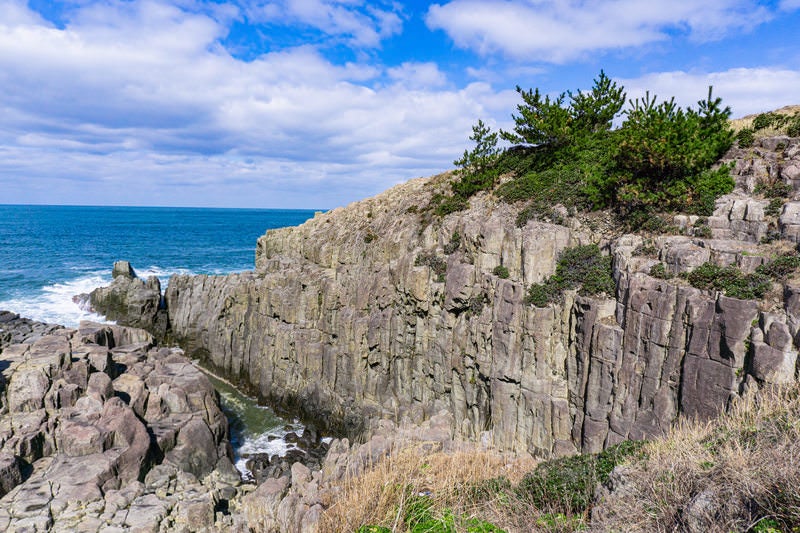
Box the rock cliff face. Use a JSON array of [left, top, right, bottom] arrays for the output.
[[95, 137, 800, 458]]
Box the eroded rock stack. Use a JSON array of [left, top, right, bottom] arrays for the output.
[[0, 318, 241, 532]]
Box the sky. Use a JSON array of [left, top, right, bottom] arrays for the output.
[[1, 0, 799, 209]]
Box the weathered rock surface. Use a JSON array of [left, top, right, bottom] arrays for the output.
[[89, 262, 168, 337], [0, 317, 241, 532], [93, 138, 800, 462]]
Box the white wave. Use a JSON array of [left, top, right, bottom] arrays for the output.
[[0, 272, 113, 328], [234, 421, 305, 480]]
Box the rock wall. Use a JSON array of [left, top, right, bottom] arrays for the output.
[[97, 137, 800, 459]]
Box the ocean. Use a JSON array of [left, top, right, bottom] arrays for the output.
[[0, 203, 318, 475]]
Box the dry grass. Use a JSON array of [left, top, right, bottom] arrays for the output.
[[317, 442, 538, 533], [592, 384, 800, 532], [729, 104, 800, 133]]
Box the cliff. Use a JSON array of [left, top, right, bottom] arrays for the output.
[[94, 136, 800, 459]]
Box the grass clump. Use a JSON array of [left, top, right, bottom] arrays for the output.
[[317, 444, 535, 533], [526, 245, 615, 307], [592, 384, 800, 532]]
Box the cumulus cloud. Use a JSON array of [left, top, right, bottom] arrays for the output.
[[426, 0, 778, 62], [619, 68, 800, 118], [0, 0, 506, 208]]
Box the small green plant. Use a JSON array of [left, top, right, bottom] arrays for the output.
[[755, 254, 800, 280], [765, 198, 785, 218], [443, 232, 462, 254], [755, 181, 792, 198], [694, 224, 712, 238], [357, 527, 391, 533], [493, 265, 510, 279], [737, 127, 755, 148], [649, 263, 672, 279], [788, 115, 800, 137], [416, 252, 447, 282], [526, 245, 615, 306], [364, 231, 377, 243], [634, 241, 658, 257]]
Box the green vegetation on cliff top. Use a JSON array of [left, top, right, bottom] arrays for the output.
[[431, 71, 737, 220]]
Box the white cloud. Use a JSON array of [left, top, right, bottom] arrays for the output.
[[246, 0, 403, 47], [426, 0, 775, 62], [388, 62, 448, 88], [781, 0, 800, 9], [0, 0, 504, 208], [618, 67, 800, 118]]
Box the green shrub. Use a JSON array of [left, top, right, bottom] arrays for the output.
[[736, 127, 755, 148], [526, 245, 614, 307], [443, 232, 461, 254], [416, 252, 447, 282], [752, 113, 778, 131], [493, 265, 510, 279], [516, 440, 645, 515], [621, 208, 679, 234], [694, 224, 712, 238], [755, 181, 792, 198], [685, 262, 772, 300], [765, 198, 784, 217], [649, 263, 672, 279], [430, 194, 469, 217], [788, 115, 800, 137], [756, 254, 800, 280], [357, 527, 392, 533]]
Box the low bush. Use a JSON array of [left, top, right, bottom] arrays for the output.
[[416, 252, 447, 282], [755, 254, 800, 280], [736, 127, 755, 147], [526, 245, 615, 307], [755, 181, 792, 198], [492, 265, 510, 279], [765, 198, 784, 217], [649, 263, 672, 279], [684, 262, 772, 300], [516, 441, 645, 516]]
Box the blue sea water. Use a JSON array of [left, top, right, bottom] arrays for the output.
[[0, 204, 316, 326], [0, 204, 318, 475]]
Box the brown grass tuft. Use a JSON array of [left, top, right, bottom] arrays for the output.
[[317, 442, 537, 533], [592, 384, 800, 532]]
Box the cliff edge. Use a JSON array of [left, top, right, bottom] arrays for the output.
[[94, 135, 800, 459]]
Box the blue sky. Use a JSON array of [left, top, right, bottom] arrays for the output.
[[1, 0, 799, 209]]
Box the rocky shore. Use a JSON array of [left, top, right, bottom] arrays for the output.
[[0, 313, 240, 531], [0, 311, 483, 532]]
